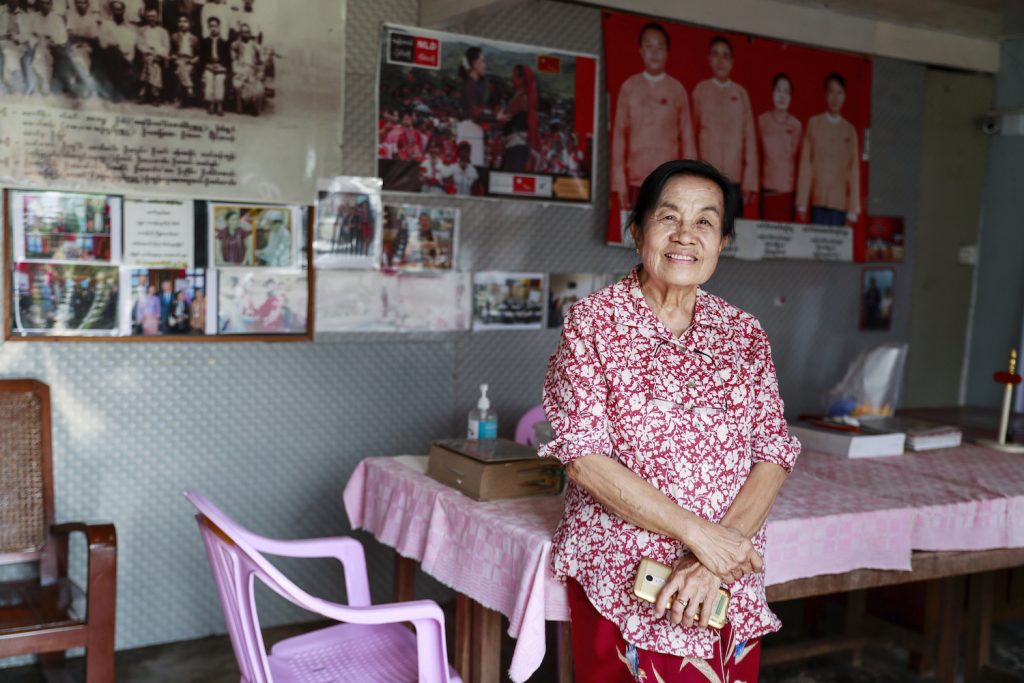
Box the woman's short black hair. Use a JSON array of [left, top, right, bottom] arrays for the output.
[[771, 72, 791, 91], [824, 71, 846, 92], [637, 22, 670, 50], [708, 35, 733, 56], [459, 47, 483, 79], [627, 159, 740, 241]]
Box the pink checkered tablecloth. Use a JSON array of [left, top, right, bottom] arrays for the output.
[[859, 445, 1024, 547], [795, 450, 1012, 550], [343, 448, 1024, 682], [343, 456, 566, 682], [765, 466, 915, 584]]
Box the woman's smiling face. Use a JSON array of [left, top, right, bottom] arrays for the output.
[[632, 175, 729, 292]]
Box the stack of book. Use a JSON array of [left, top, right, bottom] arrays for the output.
[[426, 438, 565, 501], [788, 419, 906, 458], [858, 416, 962, 451]]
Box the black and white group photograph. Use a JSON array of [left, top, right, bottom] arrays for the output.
[[0, 0, 277, 116]]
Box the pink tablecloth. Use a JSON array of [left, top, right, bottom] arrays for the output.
[[343, 449, 1024, 682], [765, 467, 915, 584], [864, 445, 1024, 547], [795, 450, 1012, 551], [343, 456, 566, 683]]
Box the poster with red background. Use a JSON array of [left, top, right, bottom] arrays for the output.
[[603, 11, 872, 261]]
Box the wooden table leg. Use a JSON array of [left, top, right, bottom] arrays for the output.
[[845, 589, 867, 667], [394, 554, 416, 603], [934, 576, 965, 683], [557, 620, 574, 683], [470, 601, 502, 683], [965, 572, 994, 683], [455, 592, 474, 681]]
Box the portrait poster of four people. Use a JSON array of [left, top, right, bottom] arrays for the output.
[[601, 10, 873, 255]]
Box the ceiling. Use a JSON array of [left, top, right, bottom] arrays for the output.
[[774, 0, 1009, 39]]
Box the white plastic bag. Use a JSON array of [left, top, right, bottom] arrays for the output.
[[826, 343, 909, 417]]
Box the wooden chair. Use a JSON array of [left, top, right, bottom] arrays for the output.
[[0, 379, 117, 681]]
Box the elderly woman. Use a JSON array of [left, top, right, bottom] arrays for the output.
[[540, 159, 799, 682]]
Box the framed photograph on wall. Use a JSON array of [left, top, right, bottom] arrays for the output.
[[860, 267, 894, 331], [9, 189, 121, 263], [863, 216, 905, 262], [208, 203, 302, 268], [217, 269, 309, 334], [11, 262, 121, 336], [377, 24, 598, 204], [120, 268, 210, 336], [0, 0, 345, 206]]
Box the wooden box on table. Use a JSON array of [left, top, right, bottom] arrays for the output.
[[426, 438, 564, 501]]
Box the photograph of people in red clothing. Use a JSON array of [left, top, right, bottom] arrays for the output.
[[217, 269, 307, 334], [209, 202, 297, 268], [377, 24, 597, 203], [10, 190, 120, 264], [603, 11, 872, 257]]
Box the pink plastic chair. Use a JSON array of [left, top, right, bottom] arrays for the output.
[[514, 404, 547, 446], [184, 491, 461, 683]]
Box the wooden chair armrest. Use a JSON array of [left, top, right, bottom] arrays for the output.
[[48, 522, 116, 578], [51, 522, 117, 547], [48, 522, 117, 633]]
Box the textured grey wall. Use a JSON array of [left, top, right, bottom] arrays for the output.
[[0, 0, 926, 657], [905, 69, 992, 407], [965, 39, 1024, 408]]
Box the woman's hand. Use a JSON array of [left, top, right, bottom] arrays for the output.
[[654, 555, 720, 629], [686, 520, 763, 583]]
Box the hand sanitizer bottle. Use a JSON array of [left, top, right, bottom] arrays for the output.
[[467, 383, 498, 439]]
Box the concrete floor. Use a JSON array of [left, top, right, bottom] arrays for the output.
[[5, 602, 1024, 682]]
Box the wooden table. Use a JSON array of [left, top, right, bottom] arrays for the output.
[[764, 547, 1024, 682]]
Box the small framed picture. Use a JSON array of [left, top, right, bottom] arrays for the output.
[[120, 268, 210, 336], [860, 267, 894, 331], [217, 269, 308, 334], [547, 273, 614, 328], [472, 272, 546, 331], [208, 203, 301, 268], [11, 262, 121, 336], [313, 177, 383, 269], [10, 190, 121, 264], [381, 203, 458, 271]]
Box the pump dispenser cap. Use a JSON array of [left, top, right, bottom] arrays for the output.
[[478, 384, 490, 411]]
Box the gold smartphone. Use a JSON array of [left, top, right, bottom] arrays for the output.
[[633, 557, 730, 629]]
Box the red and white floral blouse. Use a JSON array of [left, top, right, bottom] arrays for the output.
[[539, 267, 800, 658]]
